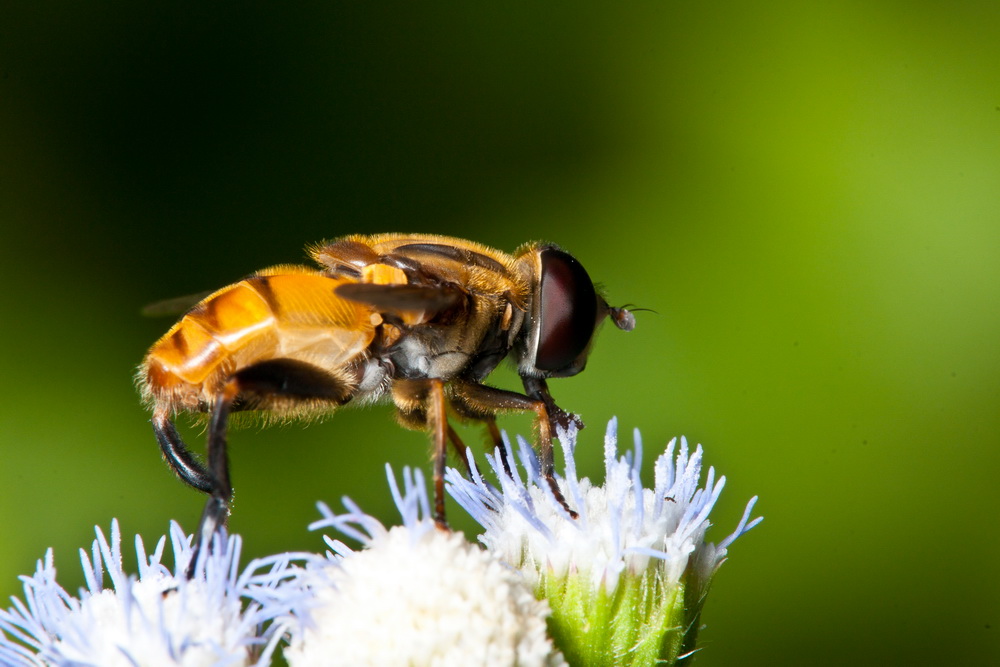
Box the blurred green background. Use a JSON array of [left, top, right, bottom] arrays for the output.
[[2, 2, 999, 665]]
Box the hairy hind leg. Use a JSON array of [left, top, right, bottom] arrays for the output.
[[196, 359, 357, 543], [154, 359, 356, 575], [191, 378, 238, 571], [151, 382, 237, 577]]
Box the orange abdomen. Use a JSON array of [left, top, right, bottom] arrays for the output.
[[142, 266, 378, 411]]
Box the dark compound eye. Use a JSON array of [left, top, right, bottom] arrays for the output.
[[535, 248, 598, 371]]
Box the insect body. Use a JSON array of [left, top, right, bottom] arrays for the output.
[[140, 234, 634, 541]]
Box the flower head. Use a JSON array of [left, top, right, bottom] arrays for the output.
[[0, 520, 291, 667], [278, 466, 566, 667], [446, 418, 762, 667]]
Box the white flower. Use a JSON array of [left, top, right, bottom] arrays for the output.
[[279, 466, 566, 667], [0, 521, 291, 667], [445, 418, 762, 667]]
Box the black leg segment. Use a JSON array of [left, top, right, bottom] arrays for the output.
[[194, 380, 238, 549], [153, 410, 213, 494]]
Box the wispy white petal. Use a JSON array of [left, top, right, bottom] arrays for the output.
[[446, 417, 762, 666], [447, 418, 761, 594], [0, 521, 296, 667]]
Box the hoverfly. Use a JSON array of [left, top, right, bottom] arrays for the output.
[[139, 234, 634, 542]]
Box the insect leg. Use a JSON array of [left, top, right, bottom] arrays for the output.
[[483, 417, 514, 479], [391, 378, 453, 529], [450, 380, 577, 518], [521, 376, 585, 434], [191, 379, 238, 570], [428, 378, 449, 528], [446, 423, 476, 479], [447, 399, 512, 477], [152, 408, 213, 494], [448, 394, 514, 479]]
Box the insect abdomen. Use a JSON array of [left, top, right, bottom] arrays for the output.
[[142, 268, 378, 412]]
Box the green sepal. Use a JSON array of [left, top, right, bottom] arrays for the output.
[[539, 564, 707, 667]]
